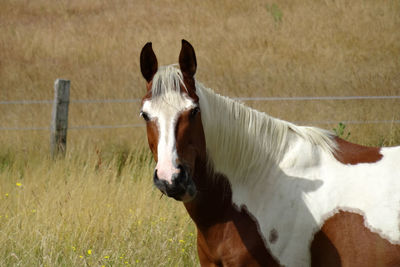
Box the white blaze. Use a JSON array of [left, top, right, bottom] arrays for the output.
[[142, 91, 196, 184], [155, 113, 179, 184]]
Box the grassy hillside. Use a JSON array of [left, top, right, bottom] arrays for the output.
[[1, 0, 399, 265]]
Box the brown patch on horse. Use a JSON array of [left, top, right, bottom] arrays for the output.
[[185, 170, 281, 267], [145, 120, 159, 161], [269, 229, 279, 244], [175, 108, 206, 171], [311, 211, 400, 267], [334, 137, 383, 165], [141, 82, 153, 104], [182, 75, 199, 102]]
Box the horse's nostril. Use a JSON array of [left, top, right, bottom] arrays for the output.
[[177, 164, 184, 172], [173, 165, 187, 184], [153, 169, 168, 194], [153, 169, 162, 185]]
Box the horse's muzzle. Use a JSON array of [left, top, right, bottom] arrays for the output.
[[153, 165, 197, 202]]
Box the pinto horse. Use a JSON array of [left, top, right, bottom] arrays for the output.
[[139, 40, 400, 267]]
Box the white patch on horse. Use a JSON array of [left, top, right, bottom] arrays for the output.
[[196, 83, 400, 267], [141, 65, 196, 184]]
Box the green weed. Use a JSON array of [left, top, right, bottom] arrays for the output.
[[333, 122, 351, 140], [267, 3, 283, 23]]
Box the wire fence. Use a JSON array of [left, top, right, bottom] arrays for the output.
[[0, 99, 141, 105], [1, 95, 400, 131], [2, 95, 400, 105]]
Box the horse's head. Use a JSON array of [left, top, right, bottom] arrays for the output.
[[139, 40, 206, 202]]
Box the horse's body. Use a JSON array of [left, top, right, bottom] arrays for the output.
[[139, 40, 400, 266]]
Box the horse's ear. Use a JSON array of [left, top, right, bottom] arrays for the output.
[[179, 40, 197, 78], [140, 42, 158, 83]]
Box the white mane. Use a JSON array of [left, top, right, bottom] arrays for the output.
[[196, 82, 336, 182]]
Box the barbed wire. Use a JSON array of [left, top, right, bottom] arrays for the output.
[[1, 95, 400, 105], [294, 120, 400, 125], [2, 120, 400, 131], [0, 99, 141, 105], [235, 96, 400, 101], [0, 124, 145, 131]]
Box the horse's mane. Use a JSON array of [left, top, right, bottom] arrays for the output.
[[151, 64, 185, 97], [151, 65, 336, 181], [197, 83, 336, 180]]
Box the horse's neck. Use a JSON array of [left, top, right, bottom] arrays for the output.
[[196, 84, 336, 196], [197, 85, 291, 184], [184, 159, 234, 228]]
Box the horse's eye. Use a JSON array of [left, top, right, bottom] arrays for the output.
[[140, 111, 150, 122], [190, 107, 200, 119]]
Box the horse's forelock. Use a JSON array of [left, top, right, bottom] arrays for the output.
[[150, 64, 187, 97]]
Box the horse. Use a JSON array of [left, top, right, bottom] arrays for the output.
[[139, 40, 400, 267]]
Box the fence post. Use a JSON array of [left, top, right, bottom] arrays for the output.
[[50, 79, 70, 158]]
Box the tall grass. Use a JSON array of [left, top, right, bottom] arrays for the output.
[[0, 144, 198, 266]]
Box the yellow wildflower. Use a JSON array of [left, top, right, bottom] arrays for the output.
[[16, 182, 22, 187], [104, 255, 110, 259], [71, 246, 76, 251], [87, 250, 92, 255], [179, 239, 185, 243]]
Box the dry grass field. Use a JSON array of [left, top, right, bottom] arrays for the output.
[[1, 0, 400, 265], [0, 145, 198, 266]]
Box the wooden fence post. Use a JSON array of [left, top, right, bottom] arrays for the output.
[[50, 79, 70, 158]]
